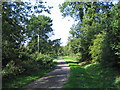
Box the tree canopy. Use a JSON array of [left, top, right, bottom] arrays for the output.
[[2, 2, 62, 77], [60, 2, 120, 67]]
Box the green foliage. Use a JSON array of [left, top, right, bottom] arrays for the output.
[[19, 51, 30, 60], [2, 1, 62, 78], [2, 1, 52, 66], [63, 56, 120, 88], [26, 15, 54, 54], [2, 1, 62, 89], [3, 61, 24, 77], [60, 2, 120, 68], [2, 52, 54, 77], [3, 60, 57, 88], [20, 60, 39, 73], [31, 52, 53, 67], [74, 53, 82, 62], [89, 32, 106, 63]]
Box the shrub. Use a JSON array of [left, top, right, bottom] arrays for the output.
[[18, 51, 30, 61], [89, 32, 105, 63], [2, 52, 54, 77], [75, 53, 82, 62], [31, 52, 53, 68], [2, 60, 24, 77], [19, 59, 40, 73]]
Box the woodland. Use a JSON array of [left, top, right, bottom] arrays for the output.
[[2, 1, 120, 88]]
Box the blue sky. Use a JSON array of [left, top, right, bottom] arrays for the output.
[[42, 0, 74, 46]]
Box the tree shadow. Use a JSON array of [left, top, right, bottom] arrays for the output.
[[64, 63, 119, 88], [69, 65, 79, 67], [66, 61, 79, 64], [83, 64, 118, 88]]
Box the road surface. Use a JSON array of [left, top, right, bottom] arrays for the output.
[[21, 57, 70, 89]]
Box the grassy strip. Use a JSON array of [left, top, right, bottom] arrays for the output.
[[63, 56, 120, 88], [3, 59, 57, 88]]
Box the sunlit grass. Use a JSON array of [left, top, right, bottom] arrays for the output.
[[3, 59, 57, 88], [63, 56, 120, 88], [4, 69, 52, 88]]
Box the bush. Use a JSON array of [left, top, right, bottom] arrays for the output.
[[89, 32, 105, 63], [2, 60, 24, 77], [17, 51, 40, 72], [74, 53, 82, 62], [2, 52, 54, 77], [31, 52, 53, 68], [18, 51, 30, 61], [20, 60, 40, 73]]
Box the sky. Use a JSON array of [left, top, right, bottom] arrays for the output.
[[41, 0, 75, 46], [26, 0, 118, 46], [42, 0, 118, 46]]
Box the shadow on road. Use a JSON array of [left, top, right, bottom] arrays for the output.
[[22, 56, 70, 89]]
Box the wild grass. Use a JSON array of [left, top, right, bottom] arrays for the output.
[[2, 59, 57, 89], [63, 56, 120, 89]]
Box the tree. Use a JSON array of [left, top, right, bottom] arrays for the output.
[[60, 2, 120, 68], [27, 15, 53, 54], [2, 1, 52, 66]]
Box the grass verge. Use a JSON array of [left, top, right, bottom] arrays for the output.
[[2, 59, 57, 89], [62, 56, 120, 88]]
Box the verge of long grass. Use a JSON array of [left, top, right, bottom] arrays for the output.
[[3, 59, 57, 88], [63, 56, 120, 89]]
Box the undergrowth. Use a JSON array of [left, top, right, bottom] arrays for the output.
[[63, 56, 120, 89]]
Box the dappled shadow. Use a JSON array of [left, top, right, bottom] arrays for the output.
[[64, 61, 119, 88], [57, 61, 68, 64], [78, 63, 118, 88], [69, 65, 79, 67], [22, 59, 70, 88], [84, 63, 118, 88], [66, 61, 79, 64]]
